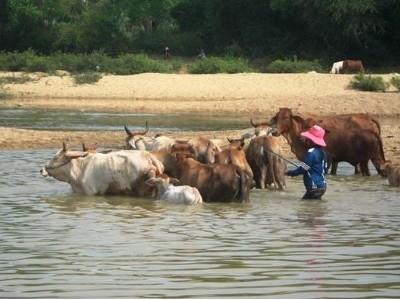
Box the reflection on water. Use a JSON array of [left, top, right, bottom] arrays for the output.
[[1, 150, 399, 298], [0, 108, 249, 132]]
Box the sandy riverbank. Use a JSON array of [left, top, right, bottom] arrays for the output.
[[0, 72, 399, 162]]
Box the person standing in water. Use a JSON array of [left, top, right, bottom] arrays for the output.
[[285, 125, 328, 199]]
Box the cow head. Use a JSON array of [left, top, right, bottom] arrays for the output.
[[146, 175, 180, 197], [170, 141, 197, 159], [250, 119, 269, 136], [266, 108, 308, 136], [124, 121, 149, 150], [227, 137, 245, 150], [40, 142, 88, 180]]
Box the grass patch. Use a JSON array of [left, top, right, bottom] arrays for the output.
[[73, 72, 103, 85], [188, 56, 252, 74], [390, 76, 400, 91], [0, 88, 10, 99], [266, 59, 322, 73], [350, 74, 388, 92], [0, 75, 35, 85]]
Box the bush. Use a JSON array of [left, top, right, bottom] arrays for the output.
[[73, 72, 102, 85], [390, 76, 400, 90], [0, 75, 34, 85], [188, 56, 252, 74], [105, 54, 173, 75], [350, 74, 388, 92], [266, 59, 323, 73]]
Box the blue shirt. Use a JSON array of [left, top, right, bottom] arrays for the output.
[[286, 147, 327, 190]]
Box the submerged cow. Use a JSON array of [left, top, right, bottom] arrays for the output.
[[152, 149, 251, 203], [146, 174, 203, 204], [40, 142, 164, 196]]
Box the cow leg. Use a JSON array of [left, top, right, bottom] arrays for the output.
[[371, 159, 385, 177], [360, 161, 370, 176], [330, 161, 338, 175], [354, 164, 360, 175], [260, 166, 266, 189]]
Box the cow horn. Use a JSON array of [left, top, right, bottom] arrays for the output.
[[125, 121, 149, 136], [227, 137, 233, 143], [62, 142, 67, 152], [124, 125, 133, 137], [82, 143, 87, 151]]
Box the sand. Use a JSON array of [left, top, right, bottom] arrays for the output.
[[0, 71, 399, 162]]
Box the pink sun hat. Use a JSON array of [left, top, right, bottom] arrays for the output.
[[301, 125, 327, 147]]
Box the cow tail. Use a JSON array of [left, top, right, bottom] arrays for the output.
[[371, 117, 382, 135], [374, 131, 386, 162]]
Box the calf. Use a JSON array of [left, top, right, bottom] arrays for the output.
[[146, 175, 203, 204]]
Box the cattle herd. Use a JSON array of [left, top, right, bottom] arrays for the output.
[[40, 107, 400, 204]]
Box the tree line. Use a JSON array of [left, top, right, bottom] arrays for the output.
[[0, 0, 399, 66]]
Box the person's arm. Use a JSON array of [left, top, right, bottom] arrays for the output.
[[286, 151, 314, 176]]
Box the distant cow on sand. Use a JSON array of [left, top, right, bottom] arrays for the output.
[[330, 60, 364, 74]]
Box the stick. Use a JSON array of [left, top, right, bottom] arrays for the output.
[[264, 148, 310, 171]]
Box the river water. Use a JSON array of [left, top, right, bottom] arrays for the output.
[[1, 149, 399, 298], [0, 108, 249, 131]]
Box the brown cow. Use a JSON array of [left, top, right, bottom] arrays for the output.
[[378, 161, 400, 187], [264, 108, 386, 176], [170, 136, 220, 164], [152, 149, 252, 202], [342, 59, 364, 73], [215, 144, 254, 179], [245, 135, 286, 190]]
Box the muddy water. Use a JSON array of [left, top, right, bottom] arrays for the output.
[[0, 108, 249, 131], [1, 149, 399, 298]]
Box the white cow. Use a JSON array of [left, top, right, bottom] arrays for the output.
[[124, 123, 175, 151], [40, 143, 164, 196], [330, 61, 344, 74], [146, 175, 203, 205]]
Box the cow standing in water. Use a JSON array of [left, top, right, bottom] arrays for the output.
[[264, 108, 386, 176], [40, 143, 164, 196], [146, 174, 203, 204]]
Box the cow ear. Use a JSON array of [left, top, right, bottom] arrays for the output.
[[169, 177, 180, 185], [62, 142, 67, 152]]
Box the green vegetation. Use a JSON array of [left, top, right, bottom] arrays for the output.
[[188, 57, 252, 74], [0, 1, 399, 68], [0, 75, 34, 85], [0, 51, 181, 75], [0, 89, 10, 99], [73, 73, 103, 85], [350, 74, 388, 92], [390, 76, 400, 91], [266, 59, 323, 73]]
